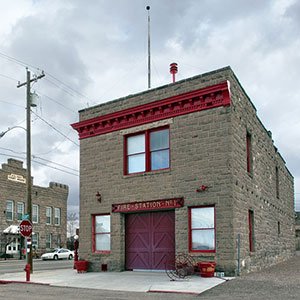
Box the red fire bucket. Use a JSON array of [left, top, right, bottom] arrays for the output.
[[198, 262, 216, 278]]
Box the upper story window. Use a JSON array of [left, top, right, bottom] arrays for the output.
[[46, 207, 52, 225], [246, 132, 253, 174], [93, 214, 111, 252], [6, 200, 13, 221], [32, 204, 39, 223], [54, 208, 61, 225], [17, 202, 24, 221], [249, 210, 255, 252], [189, 206, 215, 253], [125, 127, 170, 175]]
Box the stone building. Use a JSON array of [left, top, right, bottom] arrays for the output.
[[0, 159, 68, 257], [72, 66, 295, 275]]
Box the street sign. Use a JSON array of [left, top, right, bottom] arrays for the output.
[[22, 214, 30, 220], [19, 219, 33, 237]]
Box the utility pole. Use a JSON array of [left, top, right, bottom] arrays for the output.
[[17, 68, 45, 272]]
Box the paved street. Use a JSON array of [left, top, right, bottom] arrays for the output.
[[0, 259, 73, 274], [0, 256, 300, 299]]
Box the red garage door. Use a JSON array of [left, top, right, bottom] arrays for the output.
[[126, 211, 175, 270]]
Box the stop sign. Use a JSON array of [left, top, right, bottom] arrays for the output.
[[19, 219, 33, 237]]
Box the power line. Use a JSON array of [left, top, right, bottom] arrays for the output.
[[0, 147, 79, 172], [32, 156, 79, 173], [0, 73, 19, 82], [30, 111, 79, 147], [0, 153, 79, 177], [35, 90, 78, 114]]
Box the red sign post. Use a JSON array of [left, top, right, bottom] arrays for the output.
[[19, 219, 32, 237]]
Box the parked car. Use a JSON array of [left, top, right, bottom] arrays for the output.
[[41, 248, 74, 261]]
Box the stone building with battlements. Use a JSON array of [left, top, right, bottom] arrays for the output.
[[0, 158, 68, 257], [72, 66, 295, 275]]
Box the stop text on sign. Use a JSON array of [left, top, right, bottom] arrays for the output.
[[20, 224, 32, 232]]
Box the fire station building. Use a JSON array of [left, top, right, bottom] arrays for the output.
[[72, 66, 295, 275]]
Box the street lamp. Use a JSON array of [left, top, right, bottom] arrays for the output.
[[0, 126, 27, 138]]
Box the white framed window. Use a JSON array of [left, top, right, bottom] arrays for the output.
[[45, 233, 52, 249], [46, 207, 52, 225], [32, 233, 39, 249], [54, 208, 60, 225], [17, 202, 24, 221], [93, 214, 111, 252], [189, 206, 215, 253], [32, 204, 39, 223], [6, 200, 13, 221]]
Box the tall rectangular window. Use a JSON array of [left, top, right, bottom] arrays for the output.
[[45, 233, 52, 249], [6, 200, 13, 221], [46, 207, 52, 225], [246, 132, 252, 173], [249, 210, 255, 252], [189, 206, 215, 253], [54, 208, 60, 225], [125, 127, 170, 174], [17, 202, 24, 221], [32, 233, 39, 249], [54, 234, 61, 248], [32, 204, 39, 223], [93, 214, 111, 252], [275, 166, 279, 199]]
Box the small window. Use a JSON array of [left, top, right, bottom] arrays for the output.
[[125, 127, 170, 175], [249, 210, 255, 252], [189, 206, 215, 252], [275, 167, 279, 199], [32, 204, 39, 223], [17, 202, 24, 221], [278, 221, 281, 236], [93, 214, 111, 252], [54, 208, 60, 225], [45, 233, 52, 249], [46, 207, 52, 225], [6, 200, 13, 221], [246, 132, 253, 174]]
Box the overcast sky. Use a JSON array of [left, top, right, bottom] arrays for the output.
[[0, 0, 299, 214]]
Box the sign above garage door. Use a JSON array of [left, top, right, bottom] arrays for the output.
[[112, 198, 184, 213]]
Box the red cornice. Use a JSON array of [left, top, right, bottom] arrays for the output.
[[72, 81, 231, 140]]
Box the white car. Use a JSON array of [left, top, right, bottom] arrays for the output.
[[41, 248, 74, 261]]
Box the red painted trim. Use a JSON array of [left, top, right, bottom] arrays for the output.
[[72, 81, 231, 140], [92, 214, 111, 253], [112, 198, 184, 213], [189, 205, 216, 253]]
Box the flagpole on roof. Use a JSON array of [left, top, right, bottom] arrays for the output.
[[146, 5, 151, 89]]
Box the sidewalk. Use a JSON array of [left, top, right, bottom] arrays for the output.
[[0, 268, 229, 294]]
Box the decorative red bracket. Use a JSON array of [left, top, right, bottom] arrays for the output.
[[96, 192, 101, 203], [196, 185, 210, 192]]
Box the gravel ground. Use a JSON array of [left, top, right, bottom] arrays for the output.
[[1, 256, 300, 299], [198, 255, 300, 300]]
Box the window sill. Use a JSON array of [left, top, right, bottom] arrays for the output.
[[93, 251, 111, 254], [123, 168, 171, 179]]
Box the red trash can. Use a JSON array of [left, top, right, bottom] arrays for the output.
[[75, 261, 89, 273], [198, 262, 216, 278]]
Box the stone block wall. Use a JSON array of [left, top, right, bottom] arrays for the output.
[[77, 66, 294, 275], [0, 159, 68, 252]]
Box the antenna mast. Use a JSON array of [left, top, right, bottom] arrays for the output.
[[146, 6, 151, 89]]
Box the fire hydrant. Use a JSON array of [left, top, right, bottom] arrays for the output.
[[24, 264, 31, 282]]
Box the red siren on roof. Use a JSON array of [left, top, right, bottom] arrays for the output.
[[170, 63, 178, 83]]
